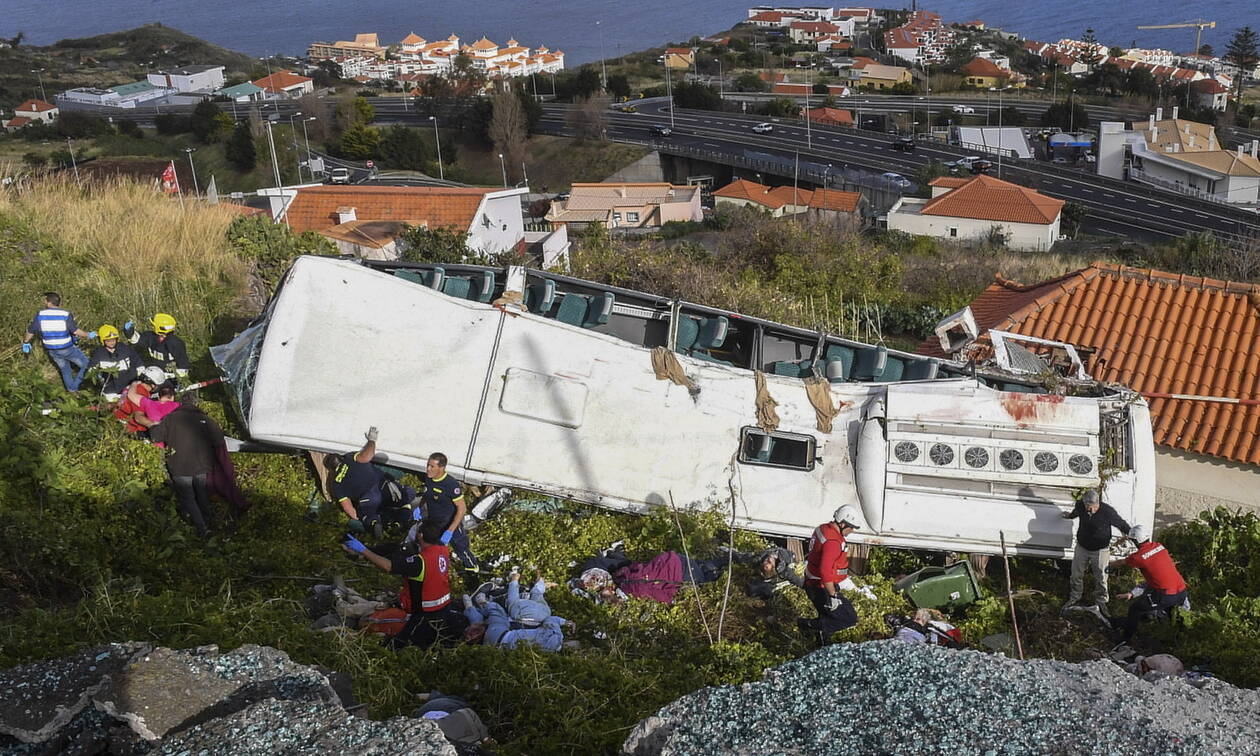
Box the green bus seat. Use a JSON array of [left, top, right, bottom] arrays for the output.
[[904, 357, 940, 380], [852, 345, 888, 381], [525, 279, 556, 314]]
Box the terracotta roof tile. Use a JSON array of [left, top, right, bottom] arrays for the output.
[[252, 70, 313, 93], [918, 263, 1260, 465], [15, 99, 56, 112], [918, 174, 1064, 225], [807, 187, 862, 212], [284, 186, 496, 234]]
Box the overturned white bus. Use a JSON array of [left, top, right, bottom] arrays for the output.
[[212, 256, 1155, 558]]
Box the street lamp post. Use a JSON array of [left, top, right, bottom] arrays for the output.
[[264, 119, 282, 188], [498, 152, 507, 187], [66, 137, 80, 183], [997, 86, 1004, 178], [301, 117, 316, 180], [430, 116, 444, 181], [665, 59, 675, 128], [596, 20, 608, 91], [31, 68, 47, 102], [804, 68, 812, 150], [183, 147, 199, 195], [287, 111, 303, 181], [717, 57, 724, 102]]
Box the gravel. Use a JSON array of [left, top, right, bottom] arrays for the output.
[[623, 640, 1260, 755]]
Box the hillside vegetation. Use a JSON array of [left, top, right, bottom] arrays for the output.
[[1, 179, 1258, 754], [0, 24, 256, 111]]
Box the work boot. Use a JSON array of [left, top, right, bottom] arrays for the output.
[[796, 617, 817, 634]]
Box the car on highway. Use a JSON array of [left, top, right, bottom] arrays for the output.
[[890, 136, 916, 152], [969, 159, 994, 175], [621, 105, 638, 113], [752, 122, 774, 133], [946, 156, 983, 170], [881, 172, 914, 189], [952, 105, 975, 114], [650, 124, 673, 137], [327, 167, 351, 185]]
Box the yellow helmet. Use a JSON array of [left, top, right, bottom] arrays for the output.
[[151, 313, 177, 334], [98, 325, 120, 341]]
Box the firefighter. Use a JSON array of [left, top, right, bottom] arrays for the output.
[[87, 325, 143, 401], [125, 313, 190, 381], [1109, 525, 1189, 645], [798, 505, 865, 646]]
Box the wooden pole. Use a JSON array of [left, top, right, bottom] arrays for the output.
[[1000, 531, 1025, 660]]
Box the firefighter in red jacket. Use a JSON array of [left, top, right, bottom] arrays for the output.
[[344, 521, 468, 648], [1108, 524, 1189, 644], [798, 505, 864, 646]]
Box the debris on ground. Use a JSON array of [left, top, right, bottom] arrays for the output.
[[0, 643, 454, 755], [623, 640, 1260, 755]]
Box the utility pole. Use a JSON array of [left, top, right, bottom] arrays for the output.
[[804, 68, 812, 150], [597, 20, 608, 91], [66, 137, 79, 183], [997, 87, 1003, 179], [264, 119, 281, 188], [301, 116, 316, 181], [498, 152, 507, 187], [665, 59, 675, 128], [184, 146, 200, 195], [287, 111, 303, 181], [430, 116, 444, 180], [30, 68, 47, 102]]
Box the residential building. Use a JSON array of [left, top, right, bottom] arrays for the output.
[[746, 11, 795, 28], [1096, 114, 1260, 209], [960, 57, 1011, 89], [253, 70, 315, 99], [217, 82, 265, 102], [806, 186, 865, 221], [1191, 79, 1229, 111], [328, 55, 376, 79], [918, 263, 1260, 521], [58, 80, 169, 109], [545, 183, 702, 230], [663, 47, 695, 69], [804, 106, 854, 127], [2, 98, 57, 130], [277, 185, 529, 258], [885, 175, 1063, 251], [713, 178, 814, 217], [883, 10, 954, 65], [146, 65, 225, 93], [789, 20, 841, 45], [851, 60, 911, 89], [307, 33, 387, 60], [393, 33, 563, 79], [816, 35, 852, 53]]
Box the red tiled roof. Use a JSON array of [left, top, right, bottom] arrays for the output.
[[15, 99, 56, 113], [919, 174, 1063, 225], [790, 21, 839, 33], [748, 11, 785, 22], [218, 202, 266, 217], [284, 186, 497, 234], [713, 178, 812, 210], [961, 57, 1009, 78], [252, 70, 313, 93], [666, 47, 694, 55], [5, 116, 32, 128], [928, 176, 971, 189], [772, 83, 812, 95], [1192, 79, 1228, 94], [805, 106, 854, 126], [918, 264, 1260, 465], [807, 187, 861, 212]]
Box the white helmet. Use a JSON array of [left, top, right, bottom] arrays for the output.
[[1129, 524, 1148, 543], [833, 505, 862, 530], [140, 366, 168, 386]]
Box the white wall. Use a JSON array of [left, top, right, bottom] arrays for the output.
[[467, 189, 527, 255], [1154, 448, 1260, 529], [887, 199, 1059, 251]]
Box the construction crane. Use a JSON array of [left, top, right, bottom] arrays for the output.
[[1137, 19, 1216, 55]]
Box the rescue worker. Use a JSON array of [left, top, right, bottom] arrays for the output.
[[22, 292, 95, 391], [124, 313, 190, 381], [344, 521, 468, 649], [798, 505, 865, 646], [87, 325, 142, 401], [417, 452, 480, 574], [148, 403, 229, 538], [1061, 489, 1130, 619], [1109, 525, 1189, 645], [329, 427, 414, 539]]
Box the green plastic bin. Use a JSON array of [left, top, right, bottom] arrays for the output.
[[894, 560, 983, 610]]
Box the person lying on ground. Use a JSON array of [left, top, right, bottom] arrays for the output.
[[724, 545, 804, 599], [885, 609, 964, 648], [128, 383, 181, 429], [114, 367, 166, 434], [570, 544, 728, 605], [462, 572, 572, 652]]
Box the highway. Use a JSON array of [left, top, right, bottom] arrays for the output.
[[531, 99, 1259, 243]]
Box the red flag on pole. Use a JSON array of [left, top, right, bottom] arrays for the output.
[[160, 161, 180, 194]]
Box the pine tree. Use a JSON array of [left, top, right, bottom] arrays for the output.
[[1225, 27, 1258, 102]]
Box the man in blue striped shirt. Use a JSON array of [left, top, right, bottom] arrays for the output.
[[22, 292, 94, 391]]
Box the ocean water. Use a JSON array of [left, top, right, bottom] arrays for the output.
[[2, 0, 1251, 66]]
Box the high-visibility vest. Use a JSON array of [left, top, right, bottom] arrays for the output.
[[412, 543, 452, 611], [35, 308, 74, 349]]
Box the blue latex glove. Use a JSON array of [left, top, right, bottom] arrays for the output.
[[87, 331, 98, 340], [344, 535, 366, 553], [21, 343, 32, 354], [123, 320, 134, 333], [439, 530, 453, 545], [412, 507, 422, 522]]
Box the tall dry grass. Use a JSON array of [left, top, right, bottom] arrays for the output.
[[0, 175, 250, 350]]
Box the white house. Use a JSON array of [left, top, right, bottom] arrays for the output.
[[3, 98, 57, 130], [252, 70, 315, 99], [146, 65, 225, 93], [886, 175, 1063, 251], [1191, 79, 1229, 111]]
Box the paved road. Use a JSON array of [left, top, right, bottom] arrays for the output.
[[534, 100, 1259, 243]]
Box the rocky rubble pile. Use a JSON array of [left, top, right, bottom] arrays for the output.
[[0, 643, 454, 755], [624, 640, 1260, 755]]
